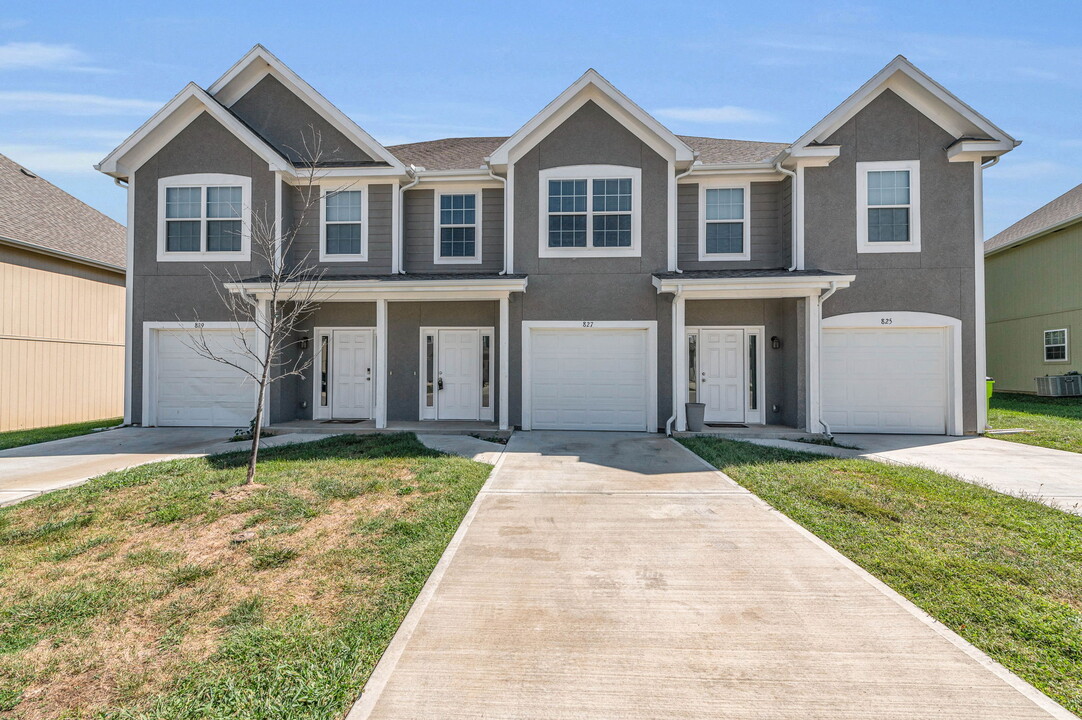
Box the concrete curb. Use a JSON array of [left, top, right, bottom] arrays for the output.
[[345, 446, 509, 720], [670, 437, 1077, 720]]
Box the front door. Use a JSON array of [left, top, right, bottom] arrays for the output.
[[437, 329, 480, 420], [331, 330, 373, 419], [700, 328, 745, 423]]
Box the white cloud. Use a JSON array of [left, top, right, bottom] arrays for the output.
[[653, 106, 775, 124], [0, 41, 106, 72], [0, 91, 161, 116], [0, 144, 103, 174]]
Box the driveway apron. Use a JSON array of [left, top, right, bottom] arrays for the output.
[[350, 431, 1069, 720]]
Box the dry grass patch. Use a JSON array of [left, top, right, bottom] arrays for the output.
[[0, 433, 490, 720]]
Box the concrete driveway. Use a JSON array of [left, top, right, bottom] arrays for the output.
[[349, 431, 1071, 720], [838, 434, 1082, 515], [1, 427, 255, 505]]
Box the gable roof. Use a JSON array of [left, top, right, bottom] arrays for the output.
[[388, 135, 787, 172], [488, 69, 695, 167], [786, 55, 1018, 162], [96, 82, 294, 179], [0, 152, 124, 270], [208, 45, 404, 171], [985, 182, 1082, 256]]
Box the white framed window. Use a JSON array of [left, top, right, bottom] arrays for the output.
[[857, 160, 921, 253], [156, 174, 251, 262], [538, 165, 641, 258], [698, 182, 751, 260], [320, 186, 368, 262], [1044, 328, 1069, 363], [434, 189, 482, 264]]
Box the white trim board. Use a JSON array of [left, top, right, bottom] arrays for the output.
[[822, 311, 964, 436], [520, 320, 658, 432]]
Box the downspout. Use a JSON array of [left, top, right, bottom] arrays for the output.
[[774, 159, 798, 271], [398, 165, 420, 274], [484, 157, 509, 275], [665, 284, 683, 436], [669, 156, 700, 274], [816, 280, 840, 437]]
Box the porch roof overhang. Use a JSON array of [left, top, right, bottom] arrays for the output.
[[652, 269, 854, 299], [224, 273, 528, 302]]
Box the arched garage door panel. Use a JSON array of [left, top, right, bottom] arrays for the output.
[[822, 327, 948, 434]]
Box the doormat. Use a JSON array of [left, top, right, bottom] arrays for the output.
[[321, 419, 363, 424], [706, 423, 748, 428]]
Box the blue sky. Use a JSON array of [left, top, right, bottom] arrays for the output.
[[2, 0, 1080, 237]]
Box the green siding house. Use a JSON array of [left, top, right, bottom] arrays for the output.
[[985, 183, 1082, 392]]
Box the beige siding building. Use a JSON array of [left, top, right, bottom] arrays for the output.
[[0, 153, 125, 431], [985, 183, 1082, 392]]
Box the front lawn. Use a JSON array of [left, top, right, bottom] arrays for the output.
[[0, 418, 122, 451], [681, 437, 1082, 715], [0, 433, 491, 720], [989, 392, 1082, 453]]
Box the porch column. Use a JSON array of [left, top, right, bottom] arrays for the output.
[[375, 298, 388, 428], [256, 298, 272, 428], [805, 292, 822, 432], [673, 292, 687, 432], [499, 295, 510, 431]]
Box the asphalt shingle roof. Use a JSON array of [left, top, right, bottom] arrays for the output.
[[0, 153, 125, 269], [985, 182, 1082, 254], [387, 135, 789, 172]]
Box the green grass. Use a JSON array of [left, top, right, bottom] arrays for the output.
[[0, 417, 121, 451], [989, 392, 1082, 453], [0, 432, 491, 719], [681, 436, 1082, 715]]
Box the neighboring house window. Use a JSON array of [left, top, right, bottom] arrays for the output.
[[538, 165, 641, 258], [1044, 329, 1069, 362], [856, 160, 921, 253], [435, 191, 482, 264], [320, 188, 367, 262], [157, 174, 251, 261], [698, 183, 750, 260]]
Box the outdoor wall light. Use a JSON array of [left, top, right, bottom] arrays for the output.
[[771, 336, 782, 350], [299, 335, 310, 350]]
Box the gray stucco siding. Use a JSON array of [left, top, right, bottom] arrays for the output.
[[129, 110, 277, 424], [402, 188, 504, 273], [230, 75, 374, 165], [677, 181, 790, 270], [806, 88, 979, 432], [284, 183, 394, 274]]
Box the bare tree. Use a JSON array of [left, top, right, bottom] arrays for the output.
[[183, 131, 336, 484]]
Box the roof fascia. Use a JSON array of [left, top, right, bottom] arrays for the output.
[[207, 45, 405, 171], [790, 56, 1018, 154], [95, 83, 292, 179], [489, 69, 695, 166]]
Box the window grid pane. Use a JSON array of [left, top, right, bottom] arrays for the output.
[[207, 220, 242, 252], [1045, 330, 1067, 361], [166, 220, 201, 252], [206, 186, 242, 219], [548, 214, 587, 247], [548, 180, 587, 213], [592, 178, 631, 212], [440, 194, 476, 226], [867, 207, 909, 243], [705, 188, 744, 221], [441, 227, 476, 257], [166, 187, 201, 219], [326, 223, 362, 255], [592, 214, 631, 247], [705, 222, 743, 254], [326, 190, 363, 222], [867, 170, 910, 206]]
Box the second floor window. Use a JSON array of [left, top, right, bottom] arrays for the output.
[[539, 165, 641, 258], [157, 174, 250, 262], [322, 189, 366, 261], [857, 160, 921, 253], [699, 184, 750, 260], [436, 192, 481, 263]]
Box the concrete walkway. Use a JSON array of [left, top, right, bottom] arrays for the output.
[[0, 427, 331, 506], [745, 434, 1082, 515], [349, 431, 1071, 720]]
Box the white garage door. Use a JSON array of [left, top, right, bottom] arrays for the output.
[[822, 327, 948, 434], [153, 328, 258, 427], [529, 328, 650, 431]]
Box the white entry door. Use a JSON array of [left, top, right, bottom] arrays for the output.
[[331, 330, 373, 419], [700, 328, 745, 423], [437, 329, 480, 420]]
